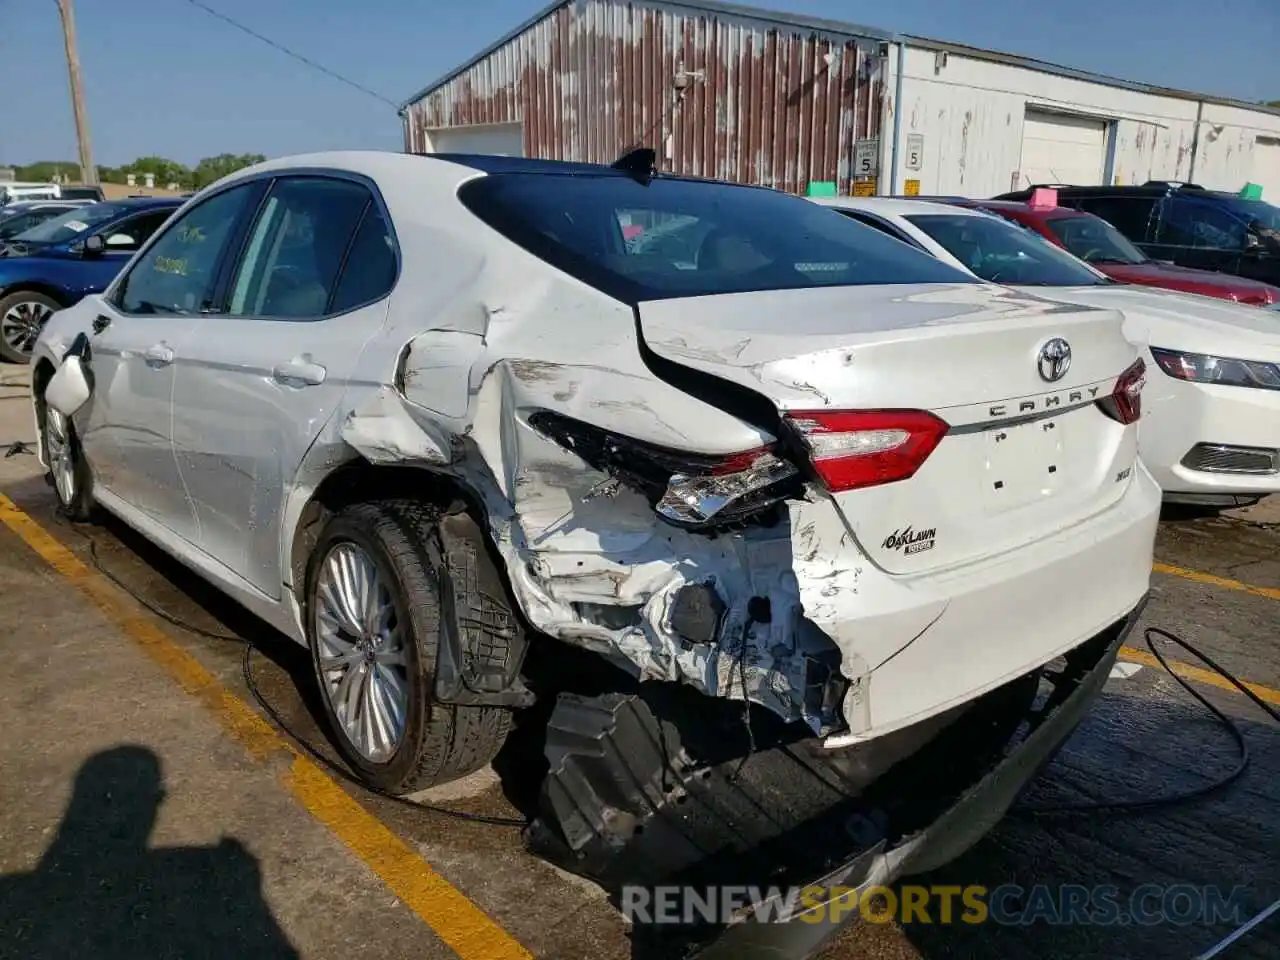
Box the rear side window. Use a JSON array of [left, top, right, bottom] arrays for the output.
[[329, 204, 398, 313], [459, 173, 974, 302], [227, 177, 371, 320], [834, 210, 919, 247]]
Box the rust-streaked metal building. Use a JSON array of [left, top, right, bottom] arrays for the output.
[[399, 0, 892, 196], [400, 0, 1280, 198]]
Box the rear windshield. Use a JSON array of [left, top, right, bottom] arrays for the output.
[[905, 213, 1110, 287], [1046, 214, 1149, 265], [458, 173, 975, 302]]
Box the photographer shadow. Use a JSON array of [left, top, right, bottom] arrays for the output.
[[0, 745, 299, 960]]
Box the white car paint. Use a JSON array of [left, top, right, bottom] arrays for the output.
[[33, 152, 1158, 746], [815, 197, 1280, 503]]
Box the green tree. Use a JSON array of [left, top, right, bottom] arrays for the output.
[[119, 155, 192, 189], [191, 153, 267, 189], [15, 160, 78, 182]]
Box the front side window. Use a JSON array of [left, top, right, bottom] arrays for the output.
[[460, 173, 974, 302], [1157, 199, 1248, 250], [904, 213, 1110, 286], [227, 177, 370, 319], [115, 184, 257, 315], [1045, 215, 1149, 265]]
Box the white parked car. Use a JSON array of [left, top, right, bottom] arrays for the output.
[[32, 151, 1157, 937], [815, 197, 1280, 507]]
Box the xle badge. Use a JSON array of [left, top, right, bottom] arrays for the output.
[[883, 525, 936, 556]]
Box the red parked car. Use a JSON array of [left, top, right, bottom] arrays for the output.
[[940, 193, 1280, 307]]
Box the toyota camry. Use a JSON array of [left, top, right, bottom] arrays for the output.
[[31, 151, 1157, 947]]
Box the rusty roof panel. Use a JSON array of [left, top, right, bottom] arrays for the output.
[[405, 0, 886, 195]]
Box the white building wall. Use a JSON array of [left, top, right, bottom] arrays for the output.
[[884, 43, 1280, 198]]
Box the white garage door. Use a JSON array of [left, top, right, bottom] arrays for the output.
[[425, 122, 524, 157], [1250, 137, 1280, 202], [1018, 110, 1108, 188]]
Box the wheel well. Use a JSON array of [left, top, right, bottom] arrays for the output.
[[288, 461, 482, 599], [32, 359, 54, 426], [33, 358, 54, 396], [2, 284, 69, 308]]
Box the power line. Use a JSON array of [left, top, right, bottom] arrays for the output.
[[179, 0, 400, 109]]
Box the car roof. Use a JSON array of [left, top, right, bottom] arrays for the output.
[[1, 199, 84, 210], [223, 148, 771, 193], [949, 198, 1095, 220], [810, 196, 987, 218]]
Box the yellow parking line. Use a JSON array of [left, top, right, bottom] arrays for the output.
[[1153, 561, 1280, 603], [1117, 646, 1280, 707], [0, 493, 532, 960]]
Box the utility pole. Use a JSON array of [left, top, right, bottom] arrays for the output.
[[54, 0, 97, 185]]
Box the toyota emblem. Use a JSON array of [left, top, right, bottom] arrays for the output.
[[1037, 338, 1072, 383]]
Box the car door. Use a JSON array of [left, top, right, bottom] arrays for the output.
[[81, 183, 264, 541], [168, 173, 398, 597]]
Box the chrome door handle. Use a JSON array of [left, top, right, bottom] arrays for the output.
[[144, 342, 174, 366], [272, 359, 327, 386]]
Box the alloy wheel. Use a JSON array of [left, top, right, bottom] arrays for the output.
[[1, 300, 53, 357], [313, 541, 411, 763], [44, 407, 77, 506]]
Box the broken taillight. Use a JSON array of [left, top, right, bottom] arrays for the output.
[[1096, 358, 1146, 425], [527, 411, 804, 529], [784, 409, 949, 493]]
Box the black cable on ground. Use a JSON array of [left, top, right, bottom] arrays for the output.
[[48, 519, 1280, 825], [1016, 626, 1279, 816], [56, 516, 527, 828]]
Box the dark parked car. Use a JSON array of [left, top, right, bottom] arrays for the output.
[[58, 185, 107, 202], [995, 181, 1280, 289], [0, 197, 182, 362], [941, 196, 1280, 306]]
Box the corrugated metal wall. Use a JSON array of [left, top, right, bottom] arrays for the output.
[[404, 0, 887, 194]]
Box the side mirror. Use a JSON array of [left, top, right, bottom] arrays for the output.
[[83, 234, 105, 257]]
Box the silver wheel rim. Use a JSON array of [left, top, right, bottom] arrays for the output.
[[2, 300, 53, 355], [45, 407, 77, 506], [314, 542, 409, 763]]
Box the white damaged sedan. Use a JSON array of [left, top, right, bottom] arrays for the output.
[[816, 196, 1280, 507], [31, 151, 1157, 940]]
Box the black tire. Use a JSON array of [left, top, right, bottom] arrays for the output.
[[39, 401, 94, 522], [305, 499, 516, 795], [0, 290, 61, 363]]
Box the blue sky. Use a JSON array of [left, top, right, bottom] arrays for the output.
[[2, 0, 1277, 168]]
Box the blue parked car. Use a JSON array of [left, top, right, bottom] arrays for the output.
[[0, 197, 183, 362]]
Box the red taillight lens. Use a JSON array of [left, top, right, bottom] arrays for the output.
[[1097, 358, 1146, 425], [785, 409, 949, 493]]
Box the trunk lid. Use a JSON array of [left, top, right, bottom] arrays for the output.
[[638, 283, 1140, 575]]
